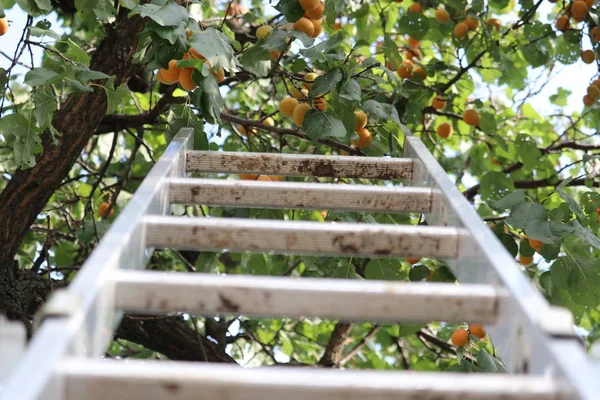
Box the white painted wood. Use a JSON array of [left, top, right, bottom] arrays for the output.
[[143, 216, 463, 259], [113, 270, 503, 323], [168, 178, 433, 212], [59, 359, 565, 400], [186, 151, 413, 180]]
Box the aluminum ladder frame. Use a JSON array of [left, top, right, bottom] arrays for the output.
[[1, 127, 596, 399]]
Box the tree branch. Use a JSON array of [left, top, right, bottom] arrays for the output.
[[319, 322, 353, 367]]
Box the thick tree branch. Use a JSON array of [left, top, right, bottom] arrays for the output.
[[318, 322, 353, 367]]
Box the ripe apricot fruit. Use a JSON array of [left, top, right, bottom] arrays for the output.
[[435, 8, 449, 23], [406, 48, 422, 60], [437, 123, 453, 138], [257, 175, 272, 181], [211, 67, 225, 83], [238, 125, 256, 136], [407, 37, 420, 48], [592, 26, 600, 42], [431, 95, 446, 110], [157, 60, 181, 85], [413, 66, 426, 80], [464, 17, 479, 30], [585, 0, 594, 6], [307, 1, 324, 19], [486, 18, 500, 30], [587, 85, 600, 98], [289, 87, 305, 100], [409, 2, 423, 12], [519, 254, 534, 265], [454, 22, 469, 38], [528, 238, 544, 251], [582, 49, 596, 64], [354, 111, 368, 130], [303, 72, 318, 89], [98, 202, 114, 219], [592, 79, 600, 89], [256, 25, 273, 39], [333, 22, 342, 30], [584, 94, 595, 106], [397, 62, 413, 79], [352, 128, 372, 148], [406, 257, 420, 265], [280, 97, 299, 117], [468, 324, 486, 339], [556, 16, 570, 32], [463, 109, 480, 126], [239, 174, 259, 180], [263, 117, 275, 126], [310, 19, 323, 38], [269, 50, 282, 61], [293, 103, 312, 127], [0, 18, 8, 36], [294, 17, 315, 37], [451, 329, 469, 347], [179, 68, 197, 91], [314, 97, 328, 111], [300, 0, 320, 11], [571, 0, 589, 19]]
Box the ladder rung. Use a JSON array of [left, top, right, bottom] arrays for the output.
[[186, 151, 413, 180], [168, 178, 433, 213], [143, 216, 463, 259], [113, 270, 502, 323], [58, 359, 563, 400]]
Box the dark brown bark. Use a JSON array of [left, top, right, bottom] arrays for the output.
[[116, 315, 236, 363], [0, 10, 146, 320], [319, 322, 353, 367]]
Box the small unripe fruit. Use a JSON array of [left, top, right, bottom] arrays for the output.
[[299, 0, 320, 11], [352, 128, 372, 148], [179, 68, 197, 91], [437, 123, 453, 138], [306, 2, 324, 19], [294, 17, 315, 37], [463, 109, 480, 126], [582, 49, 596, 64], [583, 94, 595, 106], [451, 329, 469, 347], [409, 2, 423, 12], [310, 19, 323, 38], [157, 60, 181, 85], [354, 111, 368, 130], [98, 202, 115, 219], [0, 18, 8, 36], [435, 8, 449, 23], [280, 97, 299, 117], [464, 17, 479, 31], [571, 0, 589, 19], [556, 16, 570, 32], [468, 324, 486, 339], [256, 25, 273, 39], [292, 103, 312, 127], [431, 95, 446, 110], [303, 72, 318, 89], [454, 22, 469, 38]]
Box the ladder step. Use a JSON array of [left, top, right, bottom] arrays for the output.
[[58, 359, 563, 400], [186, 151, 413, 180], [113, 270, 502, 323], [168, 178, 433, 213], [143, 216, 463, 259]]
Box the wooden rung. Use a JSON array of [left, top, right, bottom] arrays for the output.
[[142, 216, 463, 259], [186, 151, 413, 180], [168, 178, 433, 213], [59, 359, 563, 400], [113, 270, 502, 323]]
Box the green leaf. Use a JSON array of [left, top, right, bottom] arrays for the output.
[[382, 34, 402, 69], [479, 172, 514, 201], [119, 0, 138, 8], [572, 220, 600, 250], [515, 133, 542, 169], [551, 255, 600, 307], [73, 65, 109, 83], [363, 100, 401, 125], [0, 114, 42, 168], [557, 189, 584, 219], [239, 45, 271, 77], [275, 0, 304, 22], [103, 76, 128, 113], [309, 67, 343, 102], [16, 0, 52, 15], [491, 190, 525, 211], [129, 0, 189, 26], [409, 264, 430, 281], [507, 202, 546, 229], [478, 113, 497, 134], [24, 68, 59, 86], [476, 349, 508, 373], [364, 259, 404, 280], [339, 78, 361, 102], [27, 25, 60, 40], [32, 85, 57, 129], [398, 12, 430, 40], [64, 39, 90, 65], [190, 27, 237, 70], [302, 111, 346, 140]]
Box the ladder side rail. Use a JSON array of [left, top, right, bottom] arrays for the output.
[[1, 128, 193, 400], [404, 136, 593, 400]]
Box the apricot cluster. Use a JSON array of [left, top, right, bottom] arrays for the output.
[[451, 324, 486, 347], [396, 38, 426, 80], [156, 48, 225, 91], [279, 75, 327, 127], [351, 111, 372, 149], [294, 0, 325, 39], [583, 79, 600, 107]]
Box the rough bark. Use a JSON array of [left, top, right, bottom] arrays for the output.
[[319, 322, 353, 367], [0, 10, 146, 321]]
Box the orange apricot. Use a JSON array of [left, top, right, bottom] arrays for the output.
[[299, 0, 320, 11], [584, 94, 595, 106], [352, 128, 372, 148], [98, 202, 115, 219], [592, 26, 600, 42], [354, 111, 368, 130], [454, 22, 469, 38], [239, 174, 259, 180], [306, 2, 324, 19], [406, 257, 420, 265], [294, 17, 315, 36], [211, 67, 225, 83], [587, 85, 600, 99], [406, 48, 422, 60], [310, 19, 323, 37], [407, 37, 420, 48], [451, 329, 469, 347], [582, 49, 596, 64], [292, 103, 312, 127], [179, 68, 197, 91], [519, 254, 534, 265], [409, 2, 423, 12], [280, 97, 299, 117], [556, 16, 570, 32], [437, 123, 453, 138], [431, 95, 446, 110], [528, 238, 544, 251], [157, 60, 181, 85], [571, 0, 589, 19], [463, 109, 480, 126], [0, 18, 8, 36], [486, 18, 500, 30], [412, 66, 426, 80], [464, 17, 479, 30], [314, 97, 328, 111], [435, 8, 449, 23], [468, 324, 486, 339]]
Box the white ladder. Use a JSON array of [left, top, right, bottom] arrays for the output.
[[1, 128, 596, 399]]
